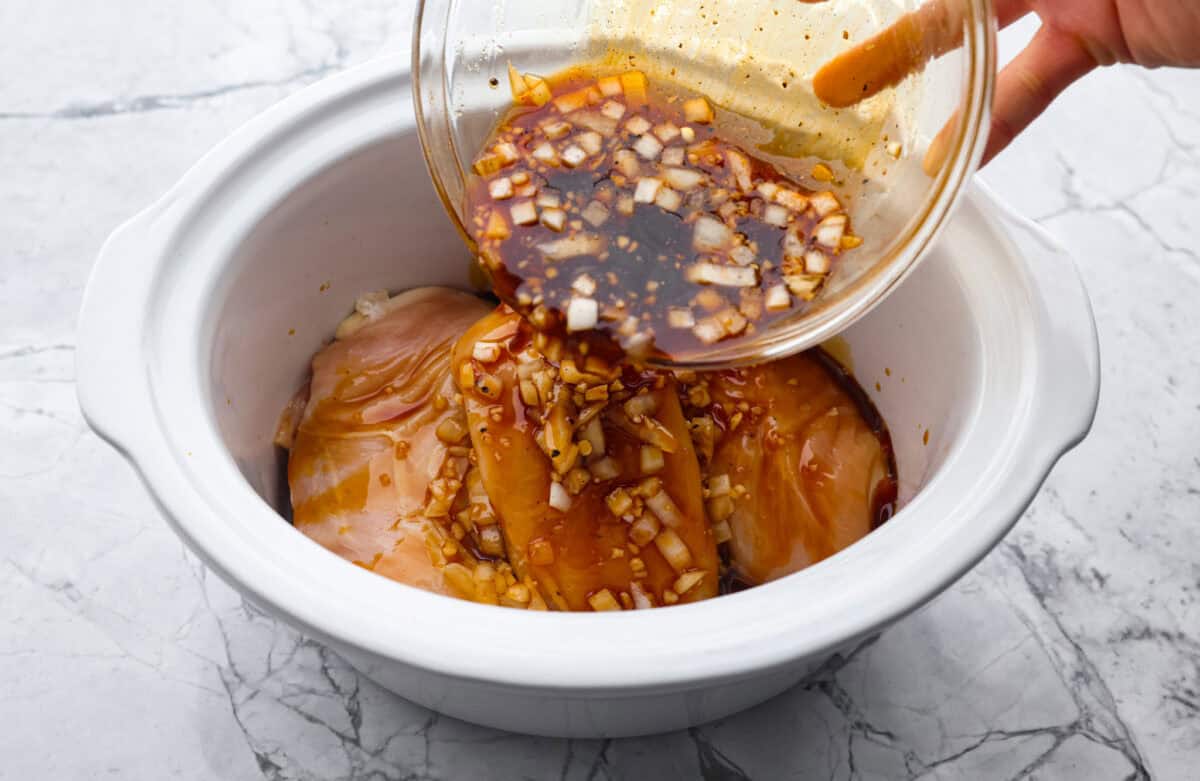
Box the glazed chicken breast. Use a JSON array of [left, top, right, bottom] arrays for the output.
[[681, 352, 894, 585], [453, 307, 720, 610], [282, 289, 895, 610]]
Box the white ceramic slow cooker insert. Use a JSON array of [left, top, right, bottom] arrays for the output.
[[76, 55, 1099, 738]]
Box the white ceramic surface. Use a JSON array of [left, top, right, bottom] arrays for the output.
[[74, 54, 1096, 738]]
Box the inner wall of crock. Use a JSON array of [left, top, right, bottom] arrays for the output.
[[207, 132, 473, 513], [205, 126, 979, 524]]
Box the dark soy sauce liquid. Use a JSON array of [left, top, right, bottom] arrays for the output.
[[466, 68, 856, 364]]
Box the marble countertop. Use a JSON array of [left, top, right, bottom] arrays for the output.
[[2, 2, 1197, 778]]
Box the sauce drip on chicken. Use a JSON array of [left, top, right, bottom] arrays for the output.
[[280, 288, 896, 610]]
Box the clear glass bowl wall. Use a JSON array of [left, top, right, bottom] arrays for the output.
[[414, 0, 996, 367]]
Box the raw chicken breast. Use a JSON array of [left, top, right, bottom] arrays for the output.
[[287, 288, 490, 598], [689, 351, 894, 585]]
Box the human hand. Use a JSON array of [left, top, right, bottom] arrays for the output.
[[813, 0, 1200, 169]]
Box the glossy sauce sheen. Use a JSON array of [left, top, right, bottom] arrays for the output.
[[466, 69, 858, 363], [696, 350, 897, 586], [283, 289, 895, 609], [287, 289, 490, 595], [453, 309, 720, 609]]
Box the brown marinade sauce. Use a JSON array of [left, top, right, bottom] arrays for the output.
[[466, 67, 860, 364]]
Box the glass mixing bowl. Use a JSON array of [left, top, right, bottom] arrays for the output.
[[413, 0, 996, 368]]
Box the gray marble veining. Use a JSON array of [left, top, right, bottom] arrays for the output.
[[1, 3, 1197, 778]]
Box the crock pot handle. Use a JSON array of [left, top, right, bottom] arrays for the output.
[[76, 205, 165, 458], [978, 183, 1101, 456]]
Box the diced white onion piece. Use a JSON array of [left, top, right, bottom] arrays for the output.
[[581, 200, 610, 227], [717, 308, 748, 335], [566, 297, 599, 332], [654, 528, 692, 571], [692, 215, 732, 251], [776, 188, 809, 213], [573, 112, 618, 137], [763, 203, 789, 227], [542, 120, 571, 139], [667, 307, 695, 329], [625, 115, 652, 135], [540, 207, 567, 232], [589, 456, 619, 481], [553, 89, 590, 114], [536, 190, 561, 209], [783, 228, 806, 261], [494, 142, 519, 163], [655, 187, 682, 213], [633, 133, 664, 160], [607, 487, 634, 517], [549, 481, 572, 511], [630, 582, 654, 609], [510, 200, 538, 225], [693, 318, 725, 344], [581, 415, 606, 453], [519, 379, 539, 407], [805, 248, 831, 273], [538, 233, 605, 260], [729, 245, 756, 266], [616, 194, 635, 216], [707, 473, 731, 497], [765, 284, 791, 311], [352, 290, 390, 321], [785, 274, 821, 298], [629, 515, 661, 546], [561, 144, 588, 168], [653, 123, 680, 143], [726, 149, 753, 192], [488, 177, 513, 200], [472, 341, 501, 363], [815, 214, 847, 248], [683, 97, 715, 123], [624, 328, 652, 359], [614, 149, 640, 178], [600, 100, 627, 120], [634, 177, 662, 203], [588, 588, 622, 611], [532, 142, 559, 164], [572, 273, 597, 296], [673, 570, 706, 595], [810, 191, 842, 216], [757, 181, 779, 200], [661, 147, 685, 166], [706, 495, 734, 523], [623, 392, 659, 421], [577, 131, 604, 156], [648, 489, 686, 532], [662, 166, 705, 190], [687, 261, 756, 287], [640, 446, 665, 475], [711, 520, 733, 544], [598, 75, 623, 97]]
